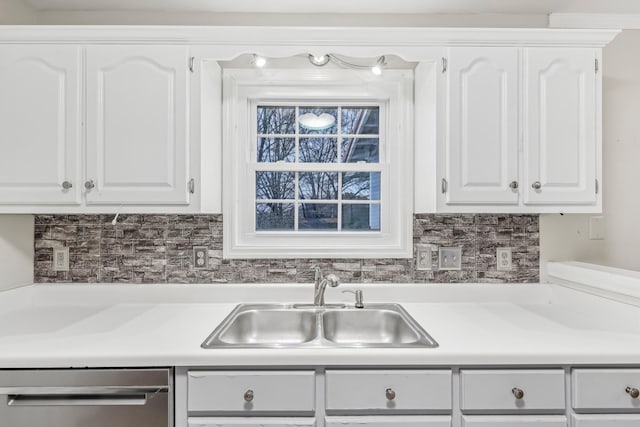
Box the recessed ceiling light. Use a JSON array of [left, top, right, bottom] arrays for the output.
[[253, 54, 267, 68], [308, 54, 330, 66]]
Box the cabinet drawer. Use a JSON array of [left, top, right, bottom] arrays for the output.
[[326, 415, 451, 427], [572, 369, 640, 411], [325, 370, 452, 413], [187, 371, 315, 413], [572, 414, 640, 427], [462, 415, 567, 426], [460, 369, 565, 413], [188, 418, 316, 427]]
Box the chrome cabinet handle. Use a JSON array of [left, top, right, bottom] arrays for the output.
[[385, 388, 396, 401], [509, 181, 518, 190], [84, 180, 95, 190], [626, 386, 640, 399], [531, 181, 542, 190], [62, 181, 73, 190], [512, 387, 525, 400], [244, 389, 254, 402]]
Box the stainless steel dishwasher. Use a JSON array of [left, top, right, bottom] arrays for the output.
[[0, 368, 172, 427]]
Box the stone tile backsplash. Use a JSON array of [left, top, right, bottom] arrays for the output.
[[34, 214, 539, 283]]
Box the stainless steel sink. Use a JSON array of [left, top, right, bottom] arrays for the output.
[[212, 308, 318, 346], [201, 303, 438, 349], [322, 308, 432, 346]]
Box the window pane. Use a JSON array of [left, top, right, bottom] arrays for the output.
[[342, 204, 380, 231], [342, 172, 381, 200], [299, 203, 338, 230], [256, 203, 294, 230], [341, 137, 379, 163], [299, 172, 338, 200], [257, 138, 295, 162], [256, 172, 295, 200], [299, 107, 338, 134], [257, 106, 296, 134], [341, 107, 379, 135], [300, 137, 337, 163]]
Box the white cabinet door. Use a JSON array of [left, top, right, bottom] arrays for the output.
[[0, 45, 81, 204], [573, 414, 640, 427], [188, 418, 316, 427], [326, 415, 451, 427], [444, 47, 519, 205], [86, 45, 190, 205], [187, 370, 315, 413], [462, 415, 567, 426], [523, 48, 597, 205]]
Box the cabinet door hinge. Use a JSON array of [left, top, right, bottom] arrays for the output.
[[595, 178, 599, 194], [595, 58, 599, 74], [189, 178, 195, 194], [189, 57, 195, 73], [441, 57, 447, 74], [441, 178, 448, 194]]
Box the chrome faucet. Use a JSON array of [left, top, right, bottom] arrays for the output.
[[313, 267, 340, 306]]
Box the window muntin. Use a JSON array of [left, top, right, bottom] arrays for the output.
[[255, 104, 382, 232]]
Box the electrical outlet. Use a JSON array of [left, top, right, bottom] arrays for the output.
[[497, 247, 512, 271], [589, 216, 605, 240], [53, 247, 69, 272], [193, 246, 208, 268], [416, 245, 432, 270], [438, 247, 461, 270]]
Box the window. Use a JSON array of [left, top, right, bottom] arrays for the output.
[[255, 104, 381, 232], [223, 68, 413, 259]]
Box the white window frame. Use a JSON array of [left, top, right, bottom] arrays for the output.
[[223, 68, 414, 259]]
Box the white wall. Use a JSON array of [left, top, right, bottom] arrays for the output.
[[0, 215, 34, 291], [0, 0, 37, 24], [540, 30, 640, 275]]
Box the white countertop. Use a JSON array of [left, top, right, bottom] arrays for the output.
[[0, 274, 639, 368]]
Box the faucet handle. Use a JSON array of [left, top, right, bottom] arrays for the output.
[[342, 289, 364, 309]]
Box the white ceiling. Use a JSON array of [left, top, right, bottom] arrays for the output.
[[20, 0, 640, 14]]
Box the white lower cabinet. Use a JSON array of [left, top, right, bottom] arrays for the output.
[[460, 369, 565, 414], [462, 415, 567, 426], [326, 416, 451, 427], [572, 369, 640, 412], [325, 370, 452, 414], [187, 418, 316, 427], [187, 371, 315, 414], [572, 414, 640, 426]]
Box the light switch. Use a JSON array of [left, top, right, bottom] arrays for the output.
[[439, 247, 461, 270], [53, 247, 69, 272], [416, 245, 432, 270]]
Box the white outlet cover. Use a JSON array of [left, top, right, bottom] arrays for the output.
[[589, 216, 605, 240], [438, 247, 461, 270], [497, 247, 512, 271], [53, 247, 69, 272], [416, 245, 432, 271], [193, 246, 208, 268]]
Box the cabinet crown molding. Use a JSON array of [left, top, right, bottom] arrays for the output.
[[0, 26, 621, 48]]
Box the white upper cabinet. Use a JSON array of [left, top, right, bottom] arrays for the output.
[[85, 45, 190, 205], [437, 46, 600, 213], [523, 48, 597, 206], [0, 45, 81, 205], [444, 47, 519, 205]]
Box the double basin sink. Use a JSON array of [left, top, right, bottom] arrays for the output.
[[201, 303, 438, 349]]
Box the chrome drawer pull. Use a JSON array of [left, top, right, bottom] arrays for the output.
[[244, 389, 254, 402], [385, 388, 396, 401], [626, 386, 640, 399], [512, 387, 525, 400]]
